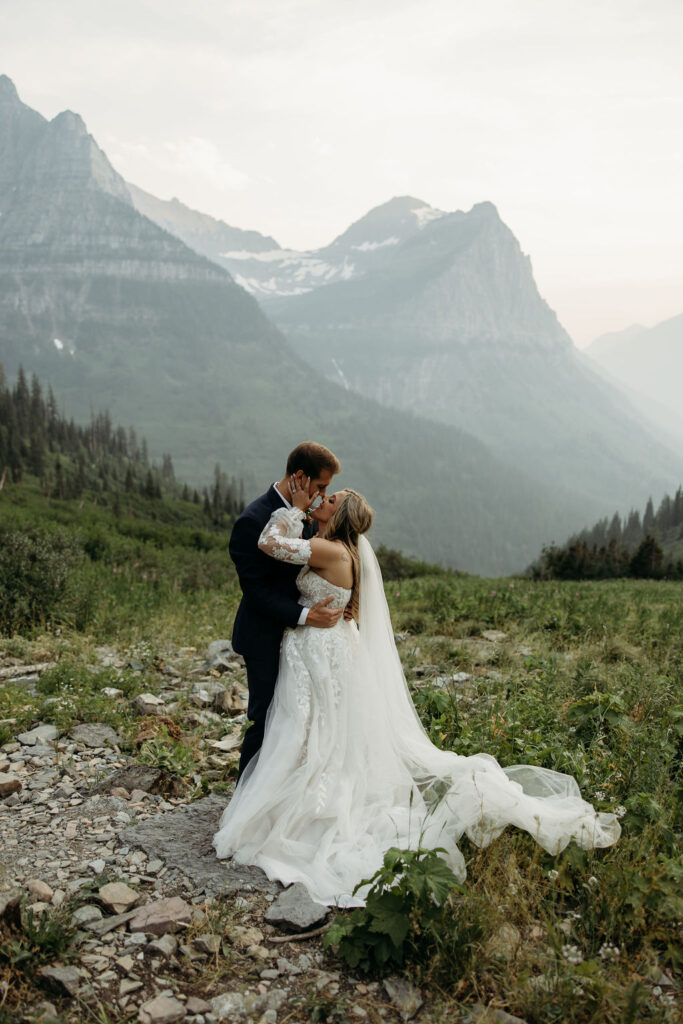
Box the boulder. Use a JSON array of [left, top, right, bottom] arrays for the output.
[[264, 883, 328, 932], [70, 723, 121, 748], [127, 896, 193, 936], [16, 723, 58, 746]]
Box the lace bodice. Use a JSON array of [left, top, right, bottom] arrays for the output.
[[296, 566, 352, 612]]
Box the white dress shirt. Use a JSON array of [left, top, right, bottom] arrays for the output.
[[273, 482, 310, 626]]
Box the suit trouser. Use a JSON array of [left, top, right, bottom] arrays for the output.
[[237, 646, 281, 780]]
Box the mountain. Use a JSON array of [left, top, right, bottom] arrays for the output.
[[0, 74, 594, 575], [127, 183, 279, 265], [585, 315, 683, 445], [255, 198, 681, 513]]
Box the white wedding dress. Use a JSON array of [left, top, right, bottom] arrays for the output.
[[213, 509, 620, 907]]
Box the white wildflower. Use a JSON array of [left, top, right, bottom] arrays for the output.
[[598, 942, 620, 961], [562, 944, 583, 965], [587, 875, 599, 888], [615, 805, 626, 819], [547, 869, 559, 881], [594, 790, 606, 800]]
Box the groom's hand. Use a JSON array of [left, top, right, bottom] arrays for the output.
[[307, 596, 343, 629]]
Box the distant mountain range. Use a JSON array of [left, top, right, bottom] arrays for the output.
[[585, 315, 683, 446], [0, 73, 607, 575]]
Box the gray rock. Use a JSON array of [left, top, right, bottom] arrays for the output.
[[72, 905, 103, 926], [481, 630, 509, 643], [382, 976, 423, 1020], [193, 933, 221, 954], [264, 883, 328, 933], [138, 994, 187, 1024], [127, 896, 193, 935], [69, 723, 121, 748], [0, 772, 22, 796], [211, 989, 286, 1020], [147, 933, 178, 957], [121, 794, 278, 897], [17, 723, 58, 746], [133, 693, 165, 716], [205, 639, 237, 669], [38, 964, 83, 996], [92, 765, 179, 797], [99, 881, 141, 913], [186, 996, 212, 1015]]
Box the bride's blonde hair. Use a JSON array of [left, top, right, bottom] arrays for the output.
[[325, 489, 373, 620]]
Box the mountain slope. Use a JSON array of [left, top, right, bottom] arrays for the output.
[[585, 315, 683, 445], [127, 183, 279, 265], [0, 74, 593, 575], [261, 198, 680, 513]]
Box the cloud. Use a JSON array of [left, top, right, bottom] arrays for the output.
[[108, 136, 248, 193]]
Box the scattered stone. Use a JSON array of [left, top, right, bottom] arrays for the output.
[[120, 978, 144, 996], [39, 964, 83, 997], [138, 994, 187, 1024], [115, 954, 136, 972], [27, 879, 54, 902], [99, 881, 141, 913], [230, 925, 264, 949], [102, 686, 124, 699], [481, 630, 509, 643], [265, 883, 328, 933], [205, 639, 239, 672], [33, 1000, 59, 1022], [186, 996, 212, 1015], [128, 896, 193, 935], [133, 693, 166, 716], [147, 933, 178, 957], [93, 765, 179, 797], [16, 723, 58, 746], [210, 733, 242, 753], [211, 988, 286, 1020], [72, 905, 104, 927], [383, 976, 423, 1020], [70, 723, 121, 748], [0, 772, 22, 796], [193, 933, 221, 954]]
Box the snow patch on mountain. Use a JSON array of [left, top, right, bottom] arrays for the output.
[[413, 205, 447, 229]]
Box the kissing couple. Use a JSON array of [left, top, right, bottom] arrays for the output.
[[213, 441, 620, 907]]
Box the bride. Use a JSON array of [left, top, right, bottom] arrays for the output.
[[213, 479, 620, 907]]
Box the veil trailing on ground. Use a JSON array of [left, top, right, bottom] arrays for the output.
[[355, 535, 621, 875]]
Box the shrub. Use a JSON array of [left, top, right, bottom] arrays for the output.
[[0, 526, 82, 633]]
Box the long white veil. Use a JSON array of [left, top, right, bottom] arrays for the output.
[[355, 535, 621, 868]]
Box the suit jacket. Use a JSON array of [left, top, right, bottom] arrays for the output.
[[229, 485, 316, 661]]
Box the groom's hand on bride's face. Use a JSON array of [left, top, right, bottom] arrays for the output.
[[307, 596, 344, 629]]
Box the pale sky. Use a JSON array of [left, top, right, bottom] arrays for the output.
[[2, 0, 682, 345]]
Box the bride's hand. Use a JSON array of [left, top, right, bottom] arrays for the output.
[[289, 473, 317, 511]]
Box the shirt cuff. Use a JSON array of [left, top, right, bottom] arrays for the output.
[[297, 607, 309, 626]]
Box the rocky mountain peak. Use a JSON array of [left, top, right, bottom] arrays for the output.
[[0, 74, 20, 103], [326, 195, 445, 252]]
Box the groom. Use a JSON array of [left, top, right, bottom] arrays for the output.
[[230, 441, 343, 779]]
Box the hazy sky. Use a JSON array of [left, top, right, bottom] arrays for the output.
[[3, 0, 682, 345]]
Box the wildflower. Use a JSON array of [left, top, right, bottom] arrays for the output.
[[586, 876, 599, 888], [594, 790, 606, 800], [615, 805, 626, 818], [547, 869, 559, 881], [491, 590, 497, 596], [562, 944, 583, 965], [395, 591, 401, 597], [509, 582, 515, 589], [598, 942, 620, 960], [569, 726, 576, 733]]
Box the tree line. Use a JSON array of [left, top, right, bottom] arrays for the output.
[[0, 363, 245, 525], [534, 486, 683, 580]]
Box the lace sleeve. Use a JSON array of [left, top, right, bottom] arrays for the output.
[[258, 508, 312, 564]]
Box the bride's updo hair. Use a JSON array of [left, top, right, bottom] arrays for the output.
[[325, 490, 373, 619]]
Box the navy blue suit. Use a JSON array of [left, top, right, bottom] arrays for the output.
[[229, 485, 316, 777]]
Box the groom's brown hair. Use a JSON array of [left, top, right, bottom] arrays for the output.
[[286, 441, 340, 478]]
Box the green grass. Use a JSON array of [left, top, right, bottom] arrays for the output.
[[0, 485, 681, 1022]]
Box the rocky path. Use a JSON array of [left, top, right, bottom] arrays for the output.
[[1, 644, 441, 1024]]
